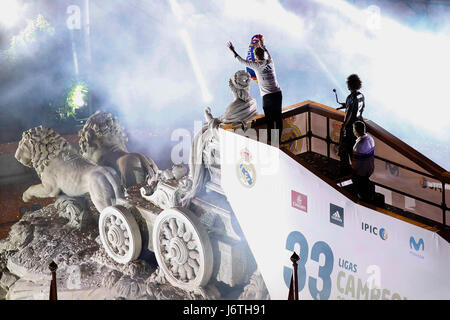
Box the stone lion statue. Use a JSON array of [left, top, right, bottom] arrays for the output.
[[78, 111, 159, 188], [15, 126, 123, 212]]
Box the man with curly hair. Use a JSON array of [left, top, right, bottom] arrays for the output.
[[338, 74, 366, 173], [227, 39, 282, 145]]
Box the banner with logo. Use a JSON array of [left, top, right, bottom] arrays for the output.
[[327, 113, 449, 224], [281, 114, 307, 156], [219, 129, 450, 300]]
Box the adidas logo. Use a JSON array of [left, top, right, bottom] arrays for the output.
[[331, 211, 342, 223], [330, 204, 344, 227]]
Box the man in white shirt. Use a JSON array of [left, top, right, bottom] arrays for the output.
[[352, 121, 375, 201], [227, 40, 283, 145]]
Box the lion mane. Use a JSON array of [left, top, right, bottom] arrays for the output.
[[20, 126, 75, 178], [17, 125, 124, 213]]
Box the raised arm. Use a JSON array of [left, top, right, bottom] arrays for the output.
[[227, 41, 238, 57], [227, 41, 260, 68]]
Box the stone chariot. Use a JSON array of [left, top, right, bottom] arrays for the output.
[[97, 126, 259, 293]]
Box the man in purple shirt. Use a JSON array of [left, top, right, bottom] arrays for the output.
[[352, 121, 375, 201]]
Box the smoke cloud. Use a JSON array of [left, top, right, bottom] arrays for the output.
[[1, 0, 449, 170]]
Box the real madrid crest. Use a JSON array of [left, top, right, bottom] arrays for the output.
[[237, 148, 256, 188]]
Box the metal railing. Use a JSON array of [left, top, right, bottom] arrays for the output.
[[234, 101, 449, 229]]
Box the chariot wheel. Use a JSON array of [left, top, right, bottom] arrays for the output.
[[153, 207, 213, 290], [99, 205, 142, 264]]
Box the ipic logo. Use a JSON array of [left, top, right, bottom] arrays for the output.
[[330, 204, 344, 227], [362, 222, 388, 240]]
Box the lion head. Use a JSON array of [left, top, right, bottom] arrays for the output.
[[78, 111, 128, 163], [15, 126, 72, 177], [229, 70, 251, 102]]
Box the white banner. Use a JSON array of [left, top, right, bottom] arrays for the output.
[[219, 129, 450, 300]]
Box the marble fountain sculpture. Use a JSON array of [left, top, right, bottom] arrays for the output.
[[14, 126, 123, 213], [0, 71, 269, 300], [78, 110, 159, 188]]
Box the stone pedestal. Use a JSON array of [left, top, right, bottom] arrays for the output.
[[189, 190, 256, 288]]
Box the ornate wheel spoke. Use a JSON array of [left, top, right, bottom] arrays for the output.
[[189, 250, 199, 260], [163, 252, 171, 263], [99, 206, 142, 264], [185, 264, 194, 280], [162, 225, 172, 239], [177, 223, 186, 238], [178, 265, 187, 280], [183, 231, 192, 242], [169, 218, 178, 238], [153, 208, 213, 290], [187, 241, 196, 250], [188, 258, 200, 273]]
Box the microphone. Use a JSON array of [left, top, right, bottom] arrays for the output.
[[333, 89, 346, 110]]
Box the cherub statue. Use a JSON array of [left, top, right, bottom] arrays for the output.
[[78, 111, 159, 188]]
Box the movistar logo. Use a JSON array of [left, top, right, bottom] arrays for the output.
[[410, 237, 424, 251]]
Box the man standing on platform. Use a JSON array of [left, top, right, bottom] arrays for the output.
[[338, 74, 365, 173], [352, 121, 375, 201], [227, 39, 283, 145]]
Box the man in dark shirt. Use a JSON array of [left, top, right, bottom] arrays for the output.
[[338, 74, 365, 173]]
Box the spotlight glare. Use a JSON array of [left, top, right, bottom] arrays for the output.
[[73, 85, 86, 108], [68, 83, 88, 110], [169, 0, 214, 103], [0, 0, 21, 28]]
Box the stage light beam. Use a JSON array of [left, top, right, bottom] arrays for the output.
[[0, 0, 21, 28], [168, 0, 213, 103]]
